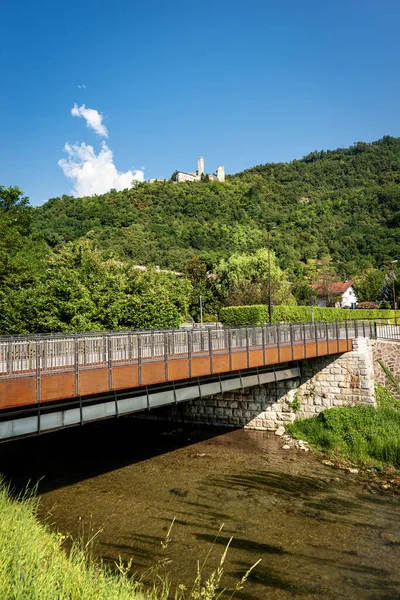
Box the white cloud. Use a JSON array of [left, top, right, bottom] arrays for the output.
[[78, 84, 87, 89], [58, 141, 144, 197], [71, 103, 108, 138]]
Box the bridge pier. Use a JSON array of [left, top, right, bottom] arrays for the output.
[[134, 338, 376, 430]]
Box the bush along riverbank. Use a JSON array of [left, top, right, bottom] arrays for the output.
[[287, 384, 400, 494], [0, 480, 258, 600]]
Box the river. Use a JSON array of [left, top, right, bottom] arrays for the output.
[[1, 418, 399, 599]]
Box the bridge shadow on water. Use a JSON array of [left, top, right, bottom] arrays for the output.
[[0, 418, 228, 494]]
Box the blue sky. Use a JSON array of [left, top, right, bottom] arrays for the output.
[[1, 0, 400, 205]]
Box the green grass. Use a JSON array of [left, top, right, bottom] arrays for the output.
[[0, 480, 258, 600], [287, 385, 400, 468], [0, 479, 153, 600]]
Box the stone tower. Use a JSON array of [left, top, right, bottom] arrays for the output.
[[198, 156, 204, 178], [217, 165, 225, 182]]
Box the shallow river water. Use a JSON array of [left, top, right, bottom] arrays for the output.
[[1, 419, 400, 599]]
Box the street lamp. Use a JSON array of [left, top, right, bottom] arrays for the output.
[[391, 260, 398, 326], [267, 225, 276, 324]]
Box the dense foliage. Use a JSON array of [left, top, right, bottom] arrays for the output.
[[33, 136, 400, 283], [3, 136, 400, 333], [0, 234, 191, 334]]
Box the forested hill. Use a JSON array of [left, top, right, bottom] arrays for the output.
[[33, 136, 400, 279]]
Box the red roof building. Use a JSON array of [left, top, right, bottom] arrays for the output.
[[310, 280, 358, 308]]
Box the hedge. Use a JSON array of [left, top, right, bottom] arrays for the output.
[[219, 305, 397, 326]]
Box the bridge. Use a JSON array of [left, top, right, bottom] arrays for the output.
[[0, 321, 391, 442]]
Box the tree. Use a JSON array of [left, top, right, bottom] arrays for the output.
[[0, 239, 192, 334], [0, 186, 47, 289], [0, 185, 31, 234], [291, 281, 314, 305], [354, 269, 386, 303], [312, 258, 341, 307], [214, 249, 296, 307], [0, 187, 48, 333], [183, 257, 221, 321]]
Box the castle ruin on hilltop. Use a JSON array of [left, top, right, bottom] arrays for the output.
[[149, 157, 225, 183], [175, 156, 225, 183]]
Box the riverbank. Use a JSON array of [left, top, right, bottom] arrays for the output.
[[287, 384, 400, 493], [0, 479, 153, 600]]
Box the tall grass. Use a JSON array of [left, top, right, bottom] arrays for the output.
[[287, 385, 400, 468], [0, 479, 150, 600], [0, 480, 258, 600]]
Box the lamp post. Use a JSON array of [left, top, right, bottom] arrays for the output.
[[267, 225, 276, 324], [391, 260, 398, 326]]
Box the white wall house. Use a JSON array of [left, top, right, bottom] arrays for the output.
[[311, 281, 358, 308]]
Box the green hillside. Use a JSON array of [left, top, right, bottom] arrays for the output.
[[33, 136, 400, 279], [1, 137, 400, 334]]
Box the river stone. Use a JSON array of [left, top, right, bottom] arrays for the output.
[[381, 530, 400, 544], [275, 426, 285, 436], [282, 444, 291, 450]]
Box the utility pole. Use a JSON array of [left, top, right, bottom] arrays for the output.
[[392, 260, 398, 326]]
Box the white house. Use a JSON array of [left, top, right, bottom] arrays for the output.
[[311, 281, 358, 308]]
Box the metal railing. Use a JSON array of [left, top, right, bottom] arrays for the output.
[[375, 323, 400, 341], [0, 320, 381, 380]]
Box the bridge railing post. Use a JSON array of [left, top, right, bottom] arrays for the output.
[[107, 334, 112, 390], [164, 332, 168, 381], [74, 334, 79, 397], [245, 327, 250, 368], [208, 328, 213, 374], [302, 322, 307, 358], [35, 339, 41, 433], [35, 339, 41, 404], [289, 323, 294, 361], [345, 321, 349, 349], [188, 330, 192, 378], [354, 320, 358, 338], [261, 325, 266, 365], [128, 332, 133, 361], [315, 322, 319, 357], [138, 334, 142, 386], [6, 338, 12, 376], [277, 324, 281, 363], [228, 328, 233, 371]]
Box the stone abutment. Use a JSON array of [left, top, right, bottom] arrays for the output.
[[134, 338, 381, 430]]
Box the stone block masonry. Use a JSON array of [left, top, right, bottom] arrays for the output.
[[133, 338, 377, 430], [372, 340, 400, 386]]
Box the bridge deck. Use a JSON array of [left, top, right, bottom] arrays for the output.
[[0, 321, 363, 412]]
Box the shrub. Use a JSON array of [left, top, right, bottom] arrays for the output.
[[357, 302, 379, 309], [203, 313, 218, 323], [219, 304, 396, 326]]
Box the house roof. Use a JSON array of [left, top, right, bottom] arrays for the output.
[[311, 281, 354, 295]]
